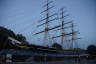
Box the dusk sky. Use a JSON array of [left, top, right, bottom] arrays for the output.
[[0, 0, 96, 49]]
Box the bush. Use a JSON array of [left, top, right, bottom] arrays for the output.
[[87, 45, 96, 55]]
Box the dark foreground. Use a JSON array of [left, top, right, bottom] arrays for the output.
[[3, 57, 96, 64]]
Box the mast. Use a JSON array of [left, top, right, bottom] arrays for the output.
[[61, 8, 65, 46], [34, 0, 58, 46], [72, 23, 77, 49], [51, 8, 81, 49], [70, 23, 80, 49], [51, 8, 72, 48], [44, 0, 49, 46], [71, 23, 75, 48], [34, 0, 80, 49]]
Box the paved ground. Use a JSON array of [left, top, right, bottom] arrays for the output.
[[7, 58, 96, 64]]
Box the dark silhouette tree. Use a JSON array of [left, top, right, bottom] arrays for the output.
[[0, 26, 28, 49], [51, 43, 62, 50], [15, 34, 29, 45], [0, 26, 15, 38], [16, 34, 26, 42], [87, 45, 96, 55], [0, 26, 16, 49]]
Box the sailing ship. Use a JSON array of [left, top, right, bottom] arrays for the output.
[[0, 0, 89, 63], [34, 0, 80, 50], [0, 0, 81, 54]]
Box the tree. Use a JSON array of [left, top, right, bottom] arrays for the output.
[[0, 26, 29, 49], [0, 26, 16, 49], [87, 45, 96, 55], [0, 26, 15, 38], [15, 34, 28, 45], [51, 43, 62, 50], [16, 34, 26, 42]]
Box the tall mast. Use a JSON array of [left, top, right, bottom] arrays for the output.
[[71, 23, 75, 48], [70, 23, 80, 49], [44, 0, 49, 46], [61, 8, 65, 46], [34, 0, 58, 46], [51, 8, 72, 48]]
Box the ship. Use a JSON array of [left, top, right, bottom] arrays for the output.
[[0, 0, 82, 55], [34, 0, 80, 51]]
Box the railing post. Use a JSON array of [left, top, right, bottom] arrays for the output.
[[6, 53, 12, 64], [44, 53, 47, 64]]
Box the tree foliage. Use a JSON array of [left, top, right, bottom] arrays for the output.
[[15, 34, 28, 45], [16, 34, 26, 41], [87, 45, 96, 55], [0, 26, 28, 49], [0, 26, 15, 38], [51, 43, 62, 50]]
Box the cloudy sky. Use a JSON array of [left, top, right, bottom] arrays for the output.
[[0, 0, 96, 49]]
